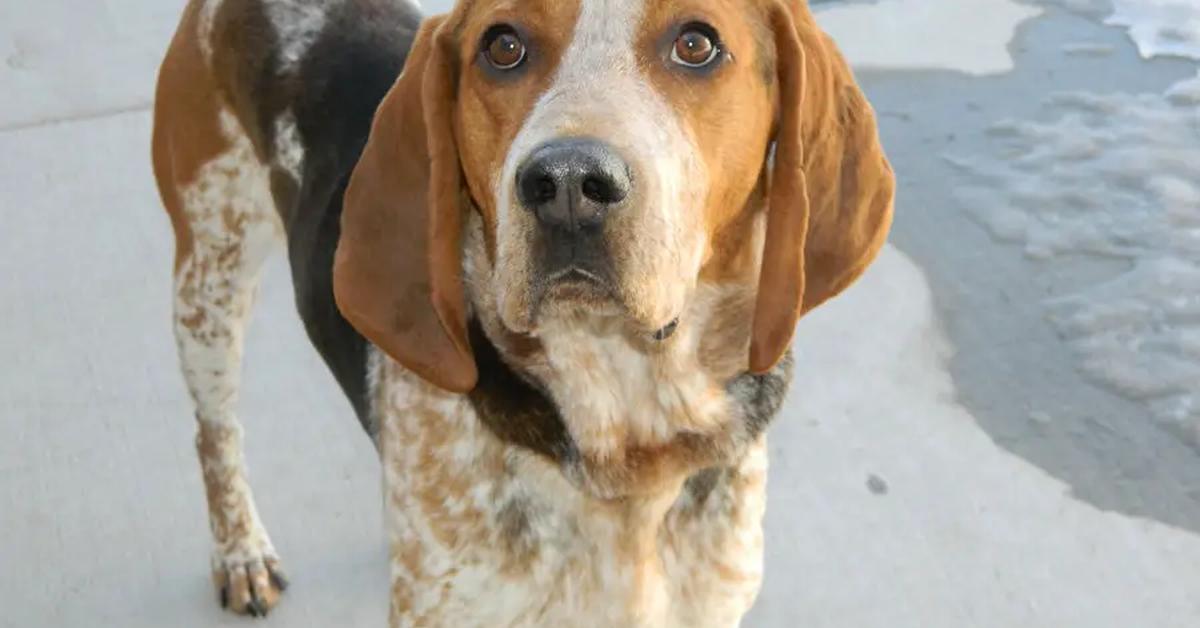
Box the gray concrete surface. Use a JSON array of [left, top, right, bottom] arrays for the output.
[[3, 1, 1199, 627]]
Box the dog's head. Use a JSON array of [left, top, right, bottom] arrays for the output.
[[334, 0, 894, 393]]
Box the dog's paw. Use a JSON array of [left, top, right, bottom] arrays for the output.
[[212, 549, 289, 617]]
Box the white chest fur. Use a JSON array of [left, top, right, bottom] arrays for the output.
[[371, 354, 769, 628]]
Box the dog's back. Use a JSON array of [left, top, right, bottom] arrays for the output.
[[150, 0, 418, 614]]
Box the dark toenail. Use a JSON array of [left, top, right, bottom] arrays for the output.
[[270, 571, 290, 592]]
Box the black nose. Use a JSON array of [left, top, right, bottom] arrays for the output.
[[516, 138, 631, 232]]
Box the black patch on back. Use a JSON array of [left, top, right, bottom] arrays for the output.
[[266, 2, 422, 434], [208, 0, 282, 158]]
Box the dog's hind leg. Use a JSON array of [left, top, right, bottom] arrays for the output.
[[155, 91, 289, 614], [152, 1, 306, 616]]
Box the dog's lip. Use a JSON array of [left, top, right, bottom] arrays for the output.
[[527, 265, 616, 323], [548, 266, 607, 285], [539, 265, 616, 300], [527, 268, 681, 340]]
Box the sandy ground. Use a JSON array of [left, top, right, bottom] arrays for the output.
[[3, 1, 1199, 627]]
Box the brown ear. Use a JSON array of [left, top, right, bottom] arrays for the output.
[[333, 15, 478, 393], [750, 2, 896, 373]]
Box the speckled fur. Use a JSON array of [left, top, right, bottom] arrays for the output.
[[374, 354, 772, 628], [156, 0, 403, 615], [172, 107, 290, 615]]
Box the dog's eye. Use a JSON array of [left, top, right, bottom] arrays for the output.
[[670, 24, 721, 69], [482, 25, 527, 71]]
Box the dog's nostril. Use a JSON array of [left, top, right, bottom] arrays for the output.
[[581, 177, 602, 202], [517, 170, 559, 208], [534, 176, 557, 204], [581, 175, 624, 205]]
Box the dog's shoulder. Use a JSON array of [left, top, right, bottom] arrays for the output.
[[183, 0, 426, 429]]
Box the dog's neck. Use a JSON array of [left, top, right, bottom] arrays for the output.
[[463, 218, 792, 499]]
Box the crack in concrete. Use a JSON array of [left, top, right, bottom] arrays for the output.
[[0, 102, 152, 134]]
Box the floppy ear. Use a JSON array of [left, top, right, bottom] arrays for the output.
[[333, 16, 478, 393], [749, 1, 895, 373]]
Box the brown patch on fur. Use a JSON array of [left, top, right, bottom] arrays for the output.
[[388, 543, 418, 623], [574, 425, 746, 500], [413, 403, 491, 549], [179, 308, 208, 332], [152, 2, 231, 272]]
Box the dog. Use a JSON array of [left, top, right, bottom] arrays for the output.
[[151, 0, 893, 624]]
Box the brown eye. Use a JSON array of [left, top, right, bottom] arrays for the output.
[[671, 25, 720, 68], [483, 26, 526, 70]]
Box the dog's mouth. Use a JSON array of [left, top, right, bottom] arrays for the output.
[[527, 267, 681, 342], [541, 266, 613, 301], [528, 266, 616, 321]]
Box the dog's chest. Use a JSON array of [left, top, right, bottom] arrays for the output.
[[373, 357, 768, 628]]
